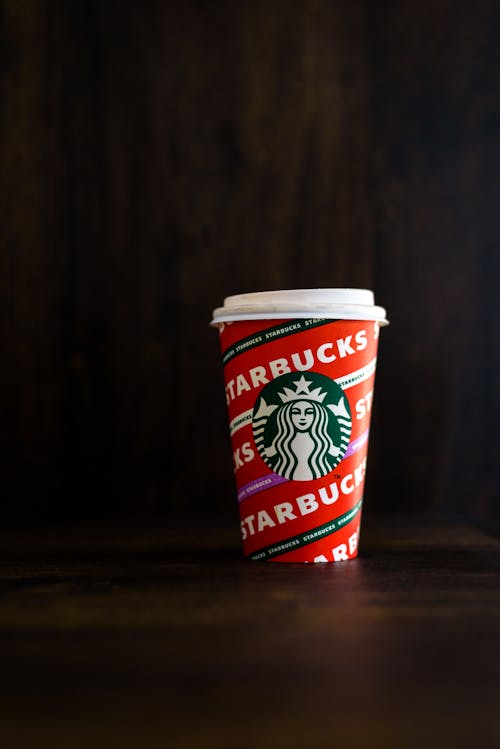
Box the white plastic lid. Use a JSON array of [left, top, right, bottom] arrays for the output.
[[211, 288, 388, 325]]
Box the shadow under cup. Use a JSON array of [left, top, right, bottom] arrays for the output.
[[211, 289, 389, 563]]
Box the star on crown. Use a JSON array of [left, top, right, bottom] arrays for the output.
[[278, 375, 327, 403]]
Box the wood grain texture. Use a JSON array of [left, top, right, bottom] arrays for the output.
[[0, 518, 499, 748], [366, 0, 500, 527], [0, 1, 498, 526]]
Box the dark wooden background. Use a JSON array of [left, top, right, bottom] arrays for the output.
[[1, 0, 498, 529]]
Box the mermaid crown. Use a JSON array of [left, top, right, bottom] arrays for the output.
[[278, 375, 327, 403]]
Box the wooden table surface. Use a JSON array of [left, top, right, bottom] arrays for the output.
[[0, 515, 499, 748]]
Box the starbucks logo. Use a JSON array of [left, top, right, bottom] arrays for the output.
[[252, 372, 352, 482]]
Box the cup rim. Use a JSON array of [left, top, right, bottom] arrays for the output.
[[211, 288, 389, 326]]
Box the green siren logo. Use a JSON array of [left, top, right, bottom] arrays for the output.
[[252, 372, 352, 481]]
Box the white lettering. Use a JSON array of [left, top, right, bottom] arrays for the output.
[[241, 441, 255, 463], [354, 460, 366, 486], [340, 474, 354, 494], [317, 342, 336, 363], [291, 349, 314, 371], [318, 482, 339, 505], [275, 502, 297, 524], [233, 447, 244, 470], [269, 358, 291, 378], [348, 531, 358, 554], [234, 441, 255, 470], [226, 336, 368, 403], [296, 494, 319, 515], [249, 366, 269, 389], [355, 391, 373, 420], [332, 543, 349, 561], [355, 329, 367, 350], [258, 510, 276, 532], [226, 379, 235, 403], [239, 461, 365, 537], [236, 374, 251, 396], [245, 514, 256, 536], [337, 336, 355, 358]]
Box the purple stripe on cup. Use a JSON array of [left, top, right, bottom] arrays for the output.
[[238, 429, 369, 503], [343, 428, 370, 459], [238, 473, 288, 502]]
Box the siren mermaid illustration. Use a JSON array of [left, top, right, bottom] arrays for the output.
[[253, 374, 351, 481]]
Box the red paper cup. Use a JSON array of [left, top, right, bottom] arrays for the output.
[[211, 289, 389, 563]]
